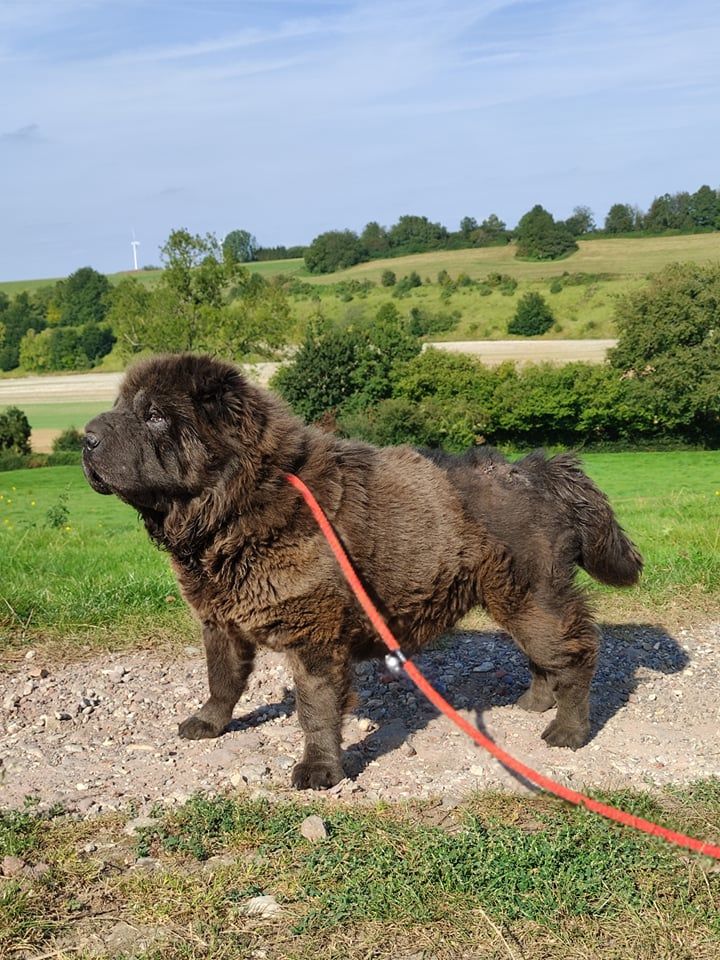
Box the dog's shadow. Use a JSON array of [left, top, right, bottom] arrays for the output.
[[226, 688, 296, 733], [343, 623, 688, 780]]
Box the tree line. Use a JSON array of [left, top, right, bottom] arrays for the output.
[[299, 184, 720, 273]]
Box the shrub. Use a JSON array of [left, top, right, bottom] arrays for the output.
[[0, 449, 28, 471], [408, 307, 459, 337], [508, 293, 555, 336], [549, 279, 563, 294], [380, 270, 396, 287], [52, 427, 84, 452], [272, 305, 421, 422], [393, 272, 422, 297], [47, 450, 82, 466], [0, 406, 31, 455]]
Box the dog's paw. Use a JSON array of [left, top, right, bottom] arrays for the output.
[[541, 717, 588, 750], [178, 716, 222, 740], [291, 760, 344, 791], [516, 687, 555, 713]]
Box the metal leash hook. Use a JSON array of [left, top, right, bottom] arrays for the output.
[[384, 649, 408, 678]]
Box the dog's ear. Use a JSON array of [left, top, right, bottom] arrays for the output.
[[193, 359, 247, 422]]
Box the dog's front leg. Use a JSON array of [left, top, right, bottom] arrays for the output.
[[179, 622, 255, 739], [288, 645, 351, 789]]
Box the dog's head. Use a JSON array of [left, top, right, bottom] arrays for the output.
[[82, 353, 251, 512]]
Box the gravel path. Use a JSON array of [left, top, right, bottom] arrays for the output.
[[2, 622, 718, 813]]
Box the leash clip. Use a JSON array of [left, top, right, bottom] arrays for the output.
[[384, 650, 408, 677]]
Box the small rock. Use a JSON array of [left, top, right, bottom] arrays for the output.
[[124, 815, 157, 837], [83, 843, 98, 853], [357, 717, 374, 732], [299, 815, 328, 842], [473, 661, 494, 673], [1, 855, 26, 877], [54, 711, 72, 721], [231, 763, 269, 786], [28, 666, 49, 679], [243, 894, 282, 917]]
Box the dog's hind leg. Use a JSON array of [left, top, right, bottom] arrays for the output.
[[492, 592, 598, 749], [179, 622, 255, 740], [287, 645, 352, 790]]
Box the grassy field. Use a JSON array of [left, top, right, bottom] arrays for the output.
[[20, 402, 109, 431], [290, 272, 636, 339], [1, 783, 718, 958], [1, 451, 718, 657], [318, 233, 720, 285]]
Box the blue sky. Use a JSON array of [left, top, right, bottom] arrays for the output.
[[1, 0, 719, 279]]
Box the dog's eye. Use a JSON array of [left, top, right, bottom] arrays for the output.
[[147, 409, 166, 425]]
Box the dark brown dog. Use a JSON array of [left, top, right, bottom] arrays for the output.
[[83, 353, 642, 789]]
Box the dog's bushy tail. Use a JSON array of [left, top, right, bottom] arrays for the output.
[[519, 451, 643, 587]]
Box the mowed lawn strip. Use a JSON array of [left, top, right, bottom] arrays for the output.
[[1, 451, 718, 656], [1, 783, 719, 959]]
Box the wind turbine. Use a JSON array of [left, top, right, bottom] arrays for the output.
[[130, 229, 140, 271]]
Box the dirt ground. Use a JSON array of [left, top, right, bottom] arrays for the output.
[[2, 620, 718, 814]]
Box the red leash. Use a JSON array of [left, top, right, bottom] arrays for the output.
[[286, 471, 720, 860]]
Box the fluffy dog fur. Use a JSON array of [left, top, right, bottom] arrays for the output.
[[83, 353, 643, 789]]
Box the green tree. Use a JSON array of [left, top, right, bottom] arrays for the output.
[[360, 221, 390, 257], [609, 262, 720, 441], [0, 406, 31, 455], [54, 266, 111, 326], [0, 292, 47, 371], [105, 278, 154, 358], [514, 206, 577, 261], [388, 215, 448, 252], [644, 192, 693, 232], [563, 205, 596, 236], [78, 322, 115, 363], [380, 269, 397, 287], [471, 214, 509, 246], [604, 203, 637, 234], [223, 229, 258, 263], [273, 304, 421, 422], [304, 230, 366, 274], [507, 292, 555, 336], [459, 216, 478, 237], [688, 185, 720, 228]]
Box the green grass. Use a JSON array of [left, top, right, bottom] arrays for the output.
[[0, 466, 191, 653], [321, 233, 720, 284], [0, 452, 718, 656], [18, 401, 110, 432], [1, 784, 719, 958]]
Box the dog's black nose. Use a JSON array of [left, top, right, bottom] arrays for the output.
[[84, 432, 100, 450]]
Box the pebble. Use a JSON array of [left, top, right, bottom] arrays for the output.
[[299, 815, 328, 842], [243, 894, 282, 917], [1, 855, 26, 877], [473, 661, 495, 673]]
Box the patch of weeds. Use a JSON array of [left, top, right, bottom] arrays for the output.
[[45, 490, 69, 529], [0, 802, 47, 857]]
